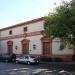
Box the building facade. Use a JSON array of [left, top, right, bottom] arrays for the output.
[[0, 17, 74, 60]]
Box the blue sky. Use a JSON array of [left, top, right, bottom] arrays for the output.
[[0, 0, 69, 29]]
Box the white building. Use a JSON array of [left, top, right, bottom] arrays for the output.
[[0, 17, 74, 61]]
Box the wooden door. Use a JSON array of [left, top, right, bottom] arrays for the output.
[[22, 43, 28, 54], [8, 45, 13, 54], [7, 41, 13, 54], [21, 39, 29, 54], [43, 42, 50, 56], [41, 38, 52, 56]]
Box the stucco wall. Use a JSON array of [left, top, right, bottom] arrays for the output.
[[0, 20, 44, 55], [0, 35, 73, 55], [27, 21, 44, 33], [1, 21, 44, 37], [27, 35, 43, 55], [52, 38, 73, 55], [0, 40, 8, 54], [0, 19, 74, 56], [0, 35, 43, 55]]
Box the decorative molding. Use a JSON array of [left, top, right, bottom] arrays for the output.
[[21, 39, 30, 44], [0, 31, 42, 41], [7, 41, 13, 45], [23, 33, 27, 38]]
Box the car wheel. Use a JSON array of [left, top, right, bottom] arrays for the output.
[[15, 60, 18, 64], [27, 61, 31, 65]]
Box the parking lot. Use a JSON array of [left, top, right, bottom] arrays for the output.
[[0, 62, 75, 75]]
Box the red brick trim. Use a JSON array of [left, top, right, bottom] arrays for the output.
[[21, 39, 30, 44], [0, 31, 42, 40], [7, 40, 13, 45]]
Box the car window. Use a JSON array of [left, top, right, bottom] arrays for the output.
[[25, 56, 29, 59], [19, 56, 24, 59]]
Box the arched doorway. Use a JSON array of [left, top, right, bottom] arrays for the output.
[[41, 37, 52, 56], [7, 41, 13, 54], [21, 39, 30, 54]]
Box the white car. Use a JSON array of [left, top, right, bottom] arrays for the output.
[[15, 55, 39, 64]]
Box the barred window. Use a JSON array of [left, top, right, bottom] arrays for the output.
[[9, 30, 12, 35], [24, 27, 27, 32]]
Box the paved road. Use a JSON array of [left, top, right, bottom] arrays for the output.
[[0, 62, 75, 75]]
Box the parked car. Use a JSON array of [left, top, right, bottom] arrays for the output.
[[0, 53, 16, 62], [15, 54, 39, 64]]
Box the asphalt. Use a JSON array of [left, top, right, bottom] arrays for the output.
[[41, 61, 75, 71], [0, 61, 75, 75]]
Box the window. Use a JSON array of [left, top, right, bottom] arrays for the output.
[[33, 44, 36, 50], [25, 56, 29, 59], [24, 27, 27, 32], [15, 46, 18, 50], [9, 30, 12, 35]]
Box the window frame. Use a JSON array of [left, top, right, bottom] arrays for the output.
[[23, 27, 27, 32], [9, 30, 12, 35]]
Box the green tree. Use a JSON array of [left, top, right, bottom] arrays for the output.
[[44, 0, 75, 50]]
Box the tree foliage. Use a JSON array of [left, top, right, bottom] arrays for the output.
[[44, 0, 75, 50]]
